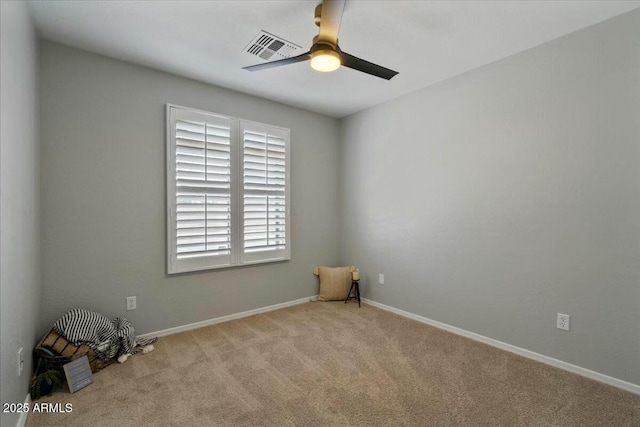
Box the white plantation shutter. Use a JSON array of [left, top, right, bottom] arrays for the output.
[[167, 106, 289, 273], [240, 121, 290, 263], [168, 107, 236, 273]]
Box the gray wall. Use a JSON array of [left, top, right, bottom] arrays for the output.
[[1, 2, 41, 426], [40, 42, 341, 336], [340, 10, 640, 385]]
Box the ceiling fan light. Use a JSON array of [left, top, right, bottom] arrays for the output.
[[310, 49, 341, 72]]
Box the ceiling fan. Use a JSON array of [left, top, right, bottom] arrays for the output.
[[243, 0, 398, 80]]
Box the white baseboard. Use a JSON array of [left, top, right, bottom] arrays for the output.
[[16, 393, 30, 427], [362, 298, 640, 395], [139, 295, 316, 339]]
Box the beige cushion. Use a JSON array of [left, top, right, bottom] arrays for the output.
[[313, 265, 355, 301]]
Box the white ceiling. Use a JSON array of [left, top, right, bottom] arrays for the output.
[[28, 1, 640, 118]]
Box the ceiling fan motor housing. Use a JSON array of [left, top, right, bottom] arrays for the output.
[[310, 41, 341, 72], [311, 38, 339, 55]]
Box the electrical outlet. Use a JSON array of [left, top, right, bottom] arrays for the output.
[[126, 296, 137, 311], [379, 273, 385, 285], [17, 347, 24, 376], [557, 313, 570, 331]]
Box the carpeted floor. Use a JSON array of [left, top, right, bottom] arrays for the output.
[[27, 301, 639, 426]]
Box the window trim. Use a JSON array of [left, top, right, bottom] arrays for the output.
[[166, 104, 290, 274]]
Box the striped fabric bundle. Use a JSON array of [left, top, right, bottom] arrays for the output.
[[53, 309, 156, 361]]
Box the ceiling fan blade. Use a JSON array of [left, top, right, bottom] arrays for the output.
[[318, 0, 345, 45], [243, 51, 311, 72], [339, 51, 398, 80]]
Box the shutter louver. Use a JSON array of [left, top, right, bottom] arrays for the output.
[[242, 129, 287, 255], [175, 117, 232, 259]]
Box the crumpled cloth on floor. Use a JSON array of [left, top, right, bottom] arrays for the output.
[[53, 308, 157, 361]]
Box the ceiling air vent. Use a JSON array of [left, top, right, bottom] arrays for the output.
[[243, 31, 302, 61]]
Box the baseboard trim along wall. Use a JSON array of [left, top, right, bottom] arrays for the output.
[[362, 298, 640, 395], [139, 296, 316, 339], [16, 393, 30, 427]]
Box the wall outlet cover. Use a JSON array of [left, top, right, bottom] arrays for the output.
[[126, 296, 137, 311], [379, 273, 385, 285], [557, 313, 570, 331]]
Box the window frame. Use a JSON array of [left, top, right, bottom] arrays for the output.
[[166, 104, 290, 274]]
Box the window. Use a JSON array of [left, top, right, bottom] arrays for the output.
[[166, 105, 290, 274]]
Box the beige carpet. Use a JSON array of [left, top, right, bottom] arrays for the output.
[[27, 301, 639, 426]]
